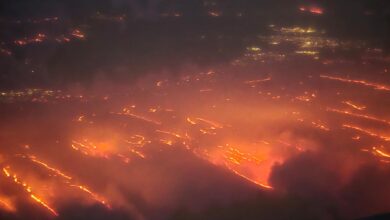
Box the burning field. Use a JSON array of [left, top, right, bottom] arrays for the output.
[[1, 1, 390, 220]]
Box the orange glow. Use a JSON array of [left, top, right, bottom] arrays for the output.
[[129, 148, 146, 159], [226, 165, 273, 189], [14, 33, 46, 46], [329, 108, 390, 126], [31, 195, 58, 216], [156, 130, 186, 139], [160, 139, 173, 146], [309, 7, 324, 15], [194, 117, 224, 129], [0, 197, 15, 212], [208, 11, 222, 17], [70, 185, 110, 208], [321, 75, 390, 91], [311, 121, 330, 131], [299, 6, 324, 15], [343, 124, 390, 141], [373, 147, 390, 158], [113, 109, 162, 125], [342, 101, 366, 111], [2, 167, 58, 216], [199, 143, 278, 190], [29, 156, 72, 180], [71, 29, 85, 39], [186, 117, 197, 125], [2, 20, 390, 219], [124, 135, 150, 148], [244, 77, 272, 86], [3, 167, 10, 177]]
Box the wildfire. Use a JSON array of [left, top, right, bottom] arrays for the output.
[[321, 75, 390, 91], [328, 108, 390, 126], [342, 101, 366, 111], [0, 197, 15, 212], [299, 6, 324, 15], [311, 121, 330, 131], [14, 33, 46, 46], [156, 130, 186, 139], [31, 195, 59, 216], [113, 109, 162, 125], [2, 167, 58, 216], [373, 147, 390, 158], [1, 12, 390, 219], [190, 117, 224, 129], [208, 11, 222, 17], [124, 135, 150, 148], [343, 124, 390, 142], [70, 185, 110, 209], [71, 29, 85, 39], [244, 77, 272, 86], [28, 156, 72, 180], [225, 165, 273, 189], [222, 146, 263, 165]]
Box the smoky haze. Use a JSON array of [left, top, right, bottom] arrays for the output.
[[0, 1, 390, 220]]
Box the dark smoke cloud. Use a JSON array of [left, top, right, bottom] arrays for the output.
[[58, 204, 130, 220], [161, 143, 390, 220], [269, 151, 390, 219]]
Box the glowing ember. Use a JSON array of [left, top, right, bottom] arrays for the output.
[[2, 167, 58, 216], [329, 108, 390, 126], [0, 197, 15, 212], [342, 101, 366, 111], [299, 6, 324, 15], [30, 195, 58, 216], [28, 156, 72, 180], [70, 185, 110, 209], [321, 75, 390, 91]]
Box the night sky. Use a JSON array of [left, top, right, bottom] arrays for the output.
[[1, 0, 389, 87]]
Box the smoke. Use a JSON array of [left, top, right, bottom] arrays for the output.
[[269, 151, 390, 219], [1, 1, 390, 219]]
